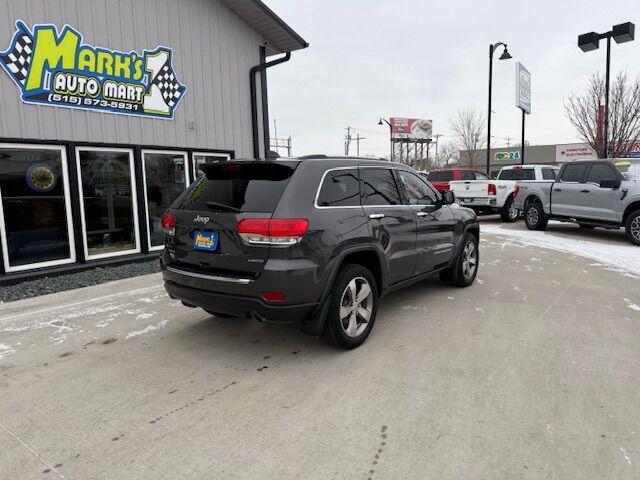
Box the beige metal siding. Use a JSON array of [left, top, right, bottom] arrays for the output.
[[0, 0, 265, 157]]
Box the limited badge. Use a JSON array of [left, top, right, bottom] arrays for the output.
[[26, 164, 57, 192]]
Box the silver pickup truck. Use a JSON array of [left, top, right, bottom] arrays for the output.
[[513, 159, 640, 245]]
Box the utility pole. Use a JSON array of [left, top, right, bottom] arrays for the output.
[[354, 134, 366, 156], [344, 127, 352, 155], [433, 133, 441, 164]]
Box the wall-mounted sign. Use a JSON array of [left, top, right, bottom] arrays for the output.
[[0, 21, 187, 119], [494, 151, 521, 161], [26, 164, 58, 192], [515, 62, 531, 114], [390, 118, 433, 140], [555, 143, 597, 163]]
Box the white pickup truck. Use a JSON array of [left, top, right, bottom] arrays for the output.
[[449, 164, 560, 222]]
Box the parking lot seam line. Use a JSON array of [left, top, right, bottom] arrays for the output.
[[0, 284, 164, 324], [0, 421, 68, 479], [401, 271, 580, 479]]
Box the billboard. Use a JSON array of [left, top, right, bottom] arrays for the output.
[[390, 118, 432, 140], [515, 63, 531, 114]]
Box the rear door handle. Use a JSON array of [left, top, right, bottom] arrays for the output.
[[580, 189, 590, 193], [553, 188, 562, 192], [368, 213, 385, 219]]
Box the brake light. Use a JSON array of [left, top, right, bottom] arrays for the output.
[[488, 183, 497, 196], [161, 212, 176, 237], [513, 185, 520, 199], [237, 218, 309, 246]]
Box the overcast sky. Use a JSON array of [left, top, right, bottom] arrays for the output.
[[265, 0, 639, 158]]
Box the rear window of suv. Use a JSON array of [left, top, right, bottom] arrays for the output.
[[174, 162, 294, 212], [427, 171, 454, 182]]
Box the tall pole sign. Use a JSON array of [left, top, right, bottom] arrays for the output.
[[516, 62, 531, 164]]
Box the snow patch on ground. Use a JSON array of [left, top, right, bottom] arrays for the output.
[[0, 343, 16, 359], [624, 298, 640, 312], [482, 225, 640, 278], [126, 319, 169, 339]]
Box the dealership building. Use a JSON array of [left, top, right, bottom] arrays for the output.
[[458, 143, 604, 176], [0, 0, 307, 280]]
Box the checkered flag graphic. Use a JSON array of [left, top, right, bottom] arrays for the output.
[[1, 31, 33, 86], [152, 61, 185, 108]]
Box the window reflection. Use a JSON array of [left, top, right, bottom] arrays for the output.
[[78, 149, 137, 257], [0, 147, 73, 268], [144, 152, 187, 248]]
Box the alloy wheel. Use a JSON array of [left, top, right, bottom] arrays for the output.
[[461, 240, 477, 280], [526, 206, 539, 226], [339, 277, 373, 338], [509, 203, 518, 220], [632, 216, 640, 241]]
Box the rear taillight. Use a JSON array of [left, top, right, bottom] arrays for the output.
[[513, 185, 520, 199], [488, 183, 497, 196], [161, 212, 176, 237], [237, 218, 309, 246]]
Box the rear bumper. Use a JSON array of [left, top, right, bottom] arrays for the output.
[[164, 280, 320, 323], [456, 197, 497, 208]]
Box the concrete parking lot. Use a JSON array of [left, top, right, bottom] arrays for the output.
[[1, 220, 639, 480]]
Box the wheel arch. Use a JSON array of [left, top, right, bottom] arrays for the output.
[[623, 200, 640, 224], [323, 247, 385, 301]]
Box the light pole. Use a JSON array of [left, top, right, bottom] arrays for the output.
[[578, 22, 635, 158], [378, 118, 393, 161], [486, 42, 512, 175]]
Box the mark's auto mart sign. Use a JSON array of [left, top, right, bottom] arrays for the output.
[[0, 21, 186, 119]]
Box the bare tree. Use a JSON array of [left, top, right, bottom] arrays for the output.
[[449, 109, 486, 166], [564, 72, 640, 158], [433, 140, 459, 168]]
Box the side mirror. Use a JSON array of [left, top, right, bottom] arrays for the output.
[[442, 190, 455, 205], [599, 178, 621, 189]]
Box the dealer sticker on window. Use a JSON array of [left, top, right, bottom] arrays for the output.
[[193, 231, 218, 252]]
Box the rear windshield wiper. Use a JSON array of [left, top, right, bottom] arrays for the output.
[[205, 202, 242, 213]]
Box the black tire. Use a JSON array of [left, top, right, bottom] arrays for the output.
[[524, 201, 548, 230], [578, 223, 595, 230], [625, 210, 640, 246], [321, 263, 379, 349], [499, 196, 519, 223], [439, 232, 479, 288]]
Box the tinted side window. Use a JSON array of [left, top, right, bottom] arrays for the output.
[[498, 169, 513, 180], [427, 171, 453, 182], [587, 164, 618, 184], [317, 169, 360, 207], [519, 169, 535, 181], [360, 169, 402, 206], [398, 171, 437, 205], [542, 168, 557, 180], [560, 164, 588, 183], [460, 170, 475, 180], [474, 171, 489, 180]]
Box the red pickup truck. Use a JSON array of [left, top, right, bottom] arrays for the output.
[[426, 168, 490, 193]]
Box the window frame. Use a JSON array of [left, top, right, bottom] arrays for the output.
[[396, 169, 439, 207], [585, 162, 621, 186], [141, 149, 190, 252], [0, 143, 76, 273], [314, 167, 361, 209], [559, 163, 589, 184], [75, 146, 141, 261], [192, 151, 231, 179], [359, 166, 404, 208]]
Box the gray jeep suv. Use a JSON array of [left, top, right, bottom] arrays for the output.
[[161, 157, 479, 349]]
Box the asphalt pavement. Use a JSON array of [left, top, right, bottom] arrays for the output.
[[1, 223, 639, 479]]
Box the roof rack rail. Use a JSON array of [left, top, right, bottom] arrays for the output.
[[298, 154, 328, 159]]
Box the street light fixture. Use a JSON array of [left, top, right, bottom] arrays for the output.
[[486, 42, 512, 175], [378, 117, 393, 161], [578, 22, 635, 157]]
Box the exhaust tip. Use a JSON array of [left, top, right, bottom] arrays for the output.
[[251, 311, 266, 322]]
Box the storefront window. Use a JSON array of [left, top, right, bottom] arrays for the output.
[[142, 151, 189, 249], [76, 148, 139, 259], [0, 145, 75, 271], [193, 152, 230, 177]]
